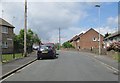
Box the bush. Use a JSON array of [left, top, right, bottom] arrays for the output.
[[107, 42, 120, 52], [62, 42, 74, 48]]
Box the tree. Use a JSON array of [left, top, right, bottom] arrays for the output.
[[62, 41, 74, 48], [104, 32, 111, 38], [33, 34, 41, 43], [13, 29, 41, 54], [13, 34, 22, 53]]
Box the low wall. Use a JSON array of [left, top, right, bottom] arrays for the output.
[[61, 48, 119, 60], [79, 48, 107, 55], [60, 48, 78, 51]]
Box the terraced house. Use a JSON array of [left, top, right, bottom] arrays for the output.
[[69, 28, 104, 50], [0, 18, 15, 54]]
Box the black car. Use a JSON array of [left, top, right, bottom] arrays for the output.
[[37, 44, 56, 60]]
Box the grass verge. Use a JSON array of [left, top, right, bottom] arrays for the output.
[[2, 53, 23, 63], [112, 52, 120, 62]]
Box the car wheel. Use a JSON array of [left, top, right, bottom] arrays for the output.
[[52, 54, 56, 59], [37, 57, 40, 60], [40, 57, 43, 60], [37, 55, 40, 60]]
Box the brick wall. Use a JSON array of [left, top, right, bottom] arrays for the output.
[[2, 27, 14, 54]]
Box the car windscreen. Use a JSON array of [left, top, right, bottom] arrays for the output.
[[40, 45, 48, 49], [45, 44, 54, 48]]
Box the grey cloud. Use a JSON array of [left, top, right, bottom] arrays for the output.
[[1, 2, 88, 43]]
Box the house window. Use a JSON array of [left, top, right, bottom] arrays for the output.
[[92, 37, 97, 41], [2, 26, 8, 33], [2, 41, 8, 48]]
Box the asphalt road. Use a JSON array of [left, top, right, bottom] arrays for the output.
[[3, 51, 118, 81]]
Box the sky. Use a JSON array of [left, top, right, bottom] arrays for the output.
[[0, 0, 119, 44]]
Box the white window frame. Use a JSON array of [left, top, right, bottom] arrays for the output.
[[2, 41, 8, 48], [2, 26, 8, 34], [92, 37, 97, 41]]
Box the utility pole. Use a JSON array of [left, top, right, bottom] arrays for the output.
[[12, 16, 15, 59], [24, 0, 27, 57], [59, 27, 61, 50]]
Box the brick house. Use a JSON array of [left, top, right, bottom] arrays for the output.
[[69, 35, 79, 49], [69, 28, 104, 50], [69, 33, 83, 49], [78, 28, 104, 49], [0, 18, 15, 54]]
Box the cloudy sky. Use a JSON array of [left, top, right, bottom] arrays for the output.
[[0, 0, 119, 44]]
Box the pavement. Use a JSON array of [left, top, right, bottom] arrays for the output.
[[2, 51, 118, 81], [79, 51, 118, 70], [1, 51, 37, 79]]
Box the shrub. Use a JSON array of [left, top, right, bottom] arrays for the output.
[[107, 42, 120, 52]]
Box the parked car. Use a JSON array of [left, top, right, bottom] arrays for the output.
[[45, 43, 56, 54], [37, 44, 56, 60], [33, 45, 39, 50]]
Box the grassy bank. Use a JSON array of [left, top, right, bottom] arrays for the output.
[[2, 53, 23, 63]]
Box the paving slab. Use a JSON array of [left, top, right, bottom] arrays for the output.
[[1, 52, 37, 77]]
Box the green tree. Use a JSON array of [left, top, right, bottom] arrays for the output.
[[13, 34, 22, 53], [62, 41, 74, 48], [13, 29, 41, 55], [104, 32, 111, 38], [33, 34, 41, 43], [54, 43, 60, 50]]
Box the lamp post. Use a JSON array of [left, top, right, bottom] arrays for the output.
[[95, 4, 101, 55]]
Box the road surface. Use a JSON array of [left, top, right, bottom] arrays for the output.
[[2, 51, 118, 81]]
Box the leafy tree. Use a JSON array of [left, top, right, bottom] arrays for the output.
[[13, 29, 41, 54], [33, 34, 41, 43], [104, 32, 111, 38], [13, 34, 22, 53], [62, 41, 74, 48]]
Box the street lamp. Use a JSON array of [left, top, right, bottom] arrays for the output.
[[95, 4, 101, 55]]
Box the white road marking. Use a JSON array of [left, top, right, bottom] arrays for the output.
[[83, 53, 119, 73]]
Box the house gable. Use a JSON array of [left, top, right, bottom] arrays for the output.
[[81, 28, 103, 38], [78, 28, 104, 49], [0, 18, 15, 28]]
